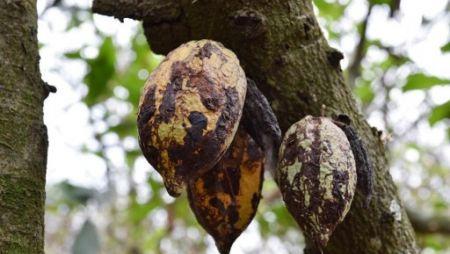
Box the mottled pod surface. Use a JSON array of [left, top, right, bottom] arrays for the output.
[[187, 128, 264, 254], [137, 40, 247, 197], [277, 116, 357, 249]]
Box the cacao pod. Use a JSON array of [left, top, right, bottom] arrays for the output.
[[276, 116, 357, 249], [137, 40, 247, 197], [187, 128, 264, 254]]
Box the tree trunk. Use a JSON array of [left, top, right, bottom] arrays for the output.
[[0, 1, 47, 253], [93, 0, 419, 253]]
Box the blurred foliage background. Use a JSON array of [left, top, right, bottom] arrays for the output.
[[37, 0, 450, 253]]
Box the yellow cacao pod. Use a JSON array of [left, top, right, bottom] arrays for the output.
[[137, 40, 247, 197], [187, 128, 264, 254]]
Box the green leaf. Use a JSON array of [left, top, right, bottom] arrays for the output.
[[84, 37, 116, 105], [355, 81, 375, 104], [128, 177, 163, 223], [441, 42, 450, 52], [314, 0, 347, 20], [65, 51, 82, 59], [129, 201, 159, 224], [379, 52, 410, 70], [256, 214, 270, 236], [174, 196, 198, 226], [117, 32, 162, 105], [429, 100, 450, 126], [72, 220, 100, 254], [370, 0, 391, 5], [422, 234, 446, 250], [66, 10, 88, 31], [57, 180, 97, 206], [403, 73, 450, 91], [272, 202, 296, 229], [109, 117, 136, 138]]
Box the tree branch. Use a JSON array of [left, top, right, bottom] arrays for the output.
[[389, 0, 401, 17], [407, 208, 450, 235], [266, 189, 450, 235], [92, 1, 419, 253], [92, 0, 180, 22], [0, 1, 47, 253], [348, 2, 373, 87]]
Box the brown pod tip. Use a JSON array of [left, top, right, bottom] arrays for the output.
[[216, 239, 233, 254], [187, 128, 264, 254]]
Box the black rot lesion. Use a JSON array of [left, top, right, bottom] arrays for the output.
[[197, 42, 220, 59], [137, 85, 159, 168], [242, 79, 282, 176], [186, 111, 208, 144], [331, 170, 350, 201], [215, 88, 242, 140], [281, 133, 300, 166], [167, 87, 242, 180], [157, 61, 189, 123], [245, 138, 265, 162], [188, 71, 224, 112], [137, 85, 157, 127], [224, 166, 241, 197], [333, 114, 374, 207], [186, 131, 263, 254]]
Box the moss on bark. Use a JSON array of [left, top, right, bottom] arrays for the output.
[[0, 1, 47, 253]]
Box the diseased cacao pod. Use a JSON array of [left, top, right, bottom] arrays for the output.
[[187, 128, 264, 254], [276, 116, 357, 249], [137, 40, 247, 197]]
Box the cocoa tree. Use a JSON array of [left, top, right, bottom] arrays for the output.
[[91, 0, 419, 253], [0, 1, 49, 253]]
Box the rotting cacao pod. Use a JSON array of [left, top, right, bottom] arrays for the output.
[[137, 40, 247, 197], [334, 114, 373, 208], [276, 116, 357, 250], [242, 79, 282, 175], [187, 128, 264, 254]]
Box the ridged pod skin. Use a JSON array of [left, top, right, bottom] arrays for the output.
[[276, 116, 357, 250], [137, 40, 247, 197], [187, 128, 264, 254]]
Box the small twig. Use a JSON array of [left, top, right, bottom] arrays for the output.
[[42, 81, 57, 99], [407, 208, 450, 235], [348, 2, 373, 87], [389, 0, 401, 17], [40, 0, 62, 15]]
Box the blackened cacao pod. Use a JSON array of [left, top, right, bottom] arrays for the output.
[[137, 40, 247, 197], [187, 128, 264, 254], [276, 116, 357, 249]]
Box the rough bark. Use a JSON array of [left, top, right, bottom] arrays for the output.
[[0, 1, 47, 253], [93, 0, 418, 253]]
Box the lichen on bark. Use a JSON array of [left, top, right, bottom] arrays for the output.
[[0, 1, 47, 253]]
